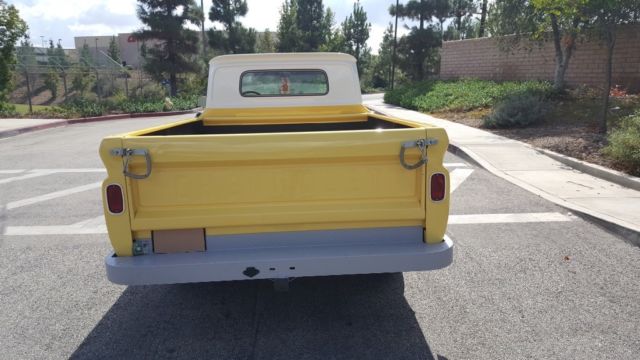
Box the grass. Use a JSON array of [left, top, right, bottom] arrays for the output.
[[384, 79, 555, 113], [12, 103, 53, 115]]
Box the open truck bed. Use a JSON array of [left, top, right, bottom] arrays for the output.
[[100, 53, 452, 285]]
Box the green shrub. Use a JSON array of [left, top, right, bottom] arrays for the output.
[[384, 79, 554, 113], [0, 102, 18, 117], [605, 111, 640, 176], [483, 93, 549, 128], [61, 97, 105, 117]]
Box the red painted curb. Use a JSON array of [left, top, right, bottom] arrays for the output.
[[0, 121, 68, 139], [0, 109, 197, 139]]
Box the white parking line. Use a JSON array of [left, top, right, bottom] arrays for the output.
[[0, 169, 105, 185], [449, 212, 573, 225], [450, 168, 474, 193], [0, 170, 25, 174], [3, 216, 107, 236], [444, 163, 469, 168], [6, 182, 102, 210]]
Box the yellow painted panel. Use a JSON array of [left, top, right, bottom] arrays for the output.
[[102, 105, 451, 255]]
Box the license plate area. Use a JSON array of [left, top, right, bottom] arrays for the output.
[[152, 228, 206, 254]]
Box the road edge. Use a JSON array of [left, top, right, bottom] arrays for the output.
[[0, 109, 198, 139]]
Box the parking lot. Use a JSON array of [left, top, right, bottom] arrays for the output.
[[1, 116, 639, 359]]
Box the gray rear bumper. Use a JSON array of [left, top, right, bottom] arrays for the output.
[[105, 228, 453, 285]]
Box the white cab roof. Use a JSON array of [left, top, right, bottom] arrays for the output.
[[206, 53, 362, 109]]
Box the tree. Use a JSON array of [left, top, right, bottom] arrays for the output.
[[490, 0, 589, 91], [72, 43, 94, 97], [342, 0, 370, 75], [389, 0, 442, 80], [107, 36, 121, 63], [369, 23, 395, 89], [277, 0, 301, 52], [449, 0, 476, 39], [135, 0, 201, 96], [318, 7, 345, 52], [587, 0, 640, 132], [0, 0, 27, 102], [16, 36, 36, 112], [43, 69, 60, 99], [208, 0, 256, 54], [257, 28, 276, 53], [46, 40, 70, 96], [296, 0, 329, 52]]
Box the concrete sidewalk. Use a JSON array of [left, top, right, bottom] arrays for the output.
[[365, 97, 640, 244], [0, 118, 67, 138]]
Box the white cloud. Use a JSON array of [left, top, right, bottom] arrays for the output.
[[12, 0, 411, 52]]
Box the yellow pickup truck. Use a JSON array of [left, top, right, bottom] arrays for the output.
[[100, 53, 452, 285]]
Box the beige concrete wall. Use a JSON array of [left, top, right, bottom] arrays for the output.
[[440, 25, 640, 91]]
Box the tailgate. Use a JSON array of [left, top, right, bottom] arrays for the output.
[[118, 128, 430, 236]]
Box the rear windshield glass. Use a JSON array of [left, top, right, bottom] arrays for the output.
[[240, 70, 328, 97]]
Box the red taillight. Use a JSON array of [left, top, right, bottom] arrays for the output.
[[430, 173, 446, 201], [106, 184, 124, 214]]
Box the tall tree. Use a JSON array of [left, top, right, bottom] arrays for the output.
[[389, 0, 442, 80], [135, 0, 201, 96], [319, 7, 346, 52], [370, 22, 395, 89], [342, 0, 370, 75], [208, 0, 256, 54], [16, 36, 36, 112], [107, 36, 121, 63], [587, 0, 640, 132], [277, 0, 301, 52], [450, 0, 476, 39], [490, 0, 589, 91], [296, 0, 329, 51], [0, 0, 27, 102]]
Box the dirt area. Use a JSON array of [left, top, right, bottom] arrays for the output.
[[432, 101, 630, 172]]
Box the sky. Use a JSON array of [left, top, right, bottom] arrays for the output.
[[10, 0, 414, 54]]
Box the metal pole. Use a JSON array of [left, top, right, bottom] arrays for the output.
[[25, 69, 33, 114], [390, 0, 399, 90]]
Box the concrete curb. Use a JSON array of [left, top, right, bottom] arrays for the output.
[[367, 103, 640, 247], [0, 109, 197, 139], [538, 148, 640, 192]]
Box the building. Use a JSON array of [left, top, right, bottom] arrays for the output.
[[74, 33, 151, 68]]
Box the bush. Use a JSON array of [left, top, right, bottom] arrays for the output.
[[384, 79, 554, 113], [605, 111, 640, 176], [61, 97, 106, 117], [483, 93, 549, 128], [0, 102, 18, 118]]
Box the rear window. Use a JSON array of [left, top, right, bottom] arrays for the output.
[[240, 70, 329, 97]]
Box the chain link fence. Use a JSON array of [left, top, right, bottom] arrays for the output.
[[11, 48, 162, 112]]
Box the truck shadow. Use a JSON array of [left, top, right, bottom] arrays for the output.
[[71, 273, 436, 360]]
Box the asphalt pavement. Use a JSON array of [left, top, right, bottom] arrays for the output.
[[1, 115, 639, 360]]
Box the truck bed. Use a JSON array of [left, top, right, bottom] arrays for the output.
[[142, 116, 411, 136]]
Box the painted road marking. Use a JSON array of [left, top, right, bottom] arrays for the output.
[[449, 212, 573, 225], [0, 169, 105, 185], [0, 170, 25, 174], [450, 168, 474, 193], [6, 182, 102, 210], [3, 212, 574, 235], [3, 216, 107, 236], [444, 163, 469, 168]]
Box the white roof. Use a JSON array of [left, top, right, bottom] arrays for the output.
[[206, 52, 362, 109], [210, 52, 357, 65]]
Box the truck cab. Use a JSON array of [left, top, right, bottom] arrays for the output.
[[101, 53, 453, 285]]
